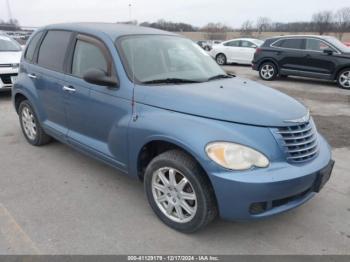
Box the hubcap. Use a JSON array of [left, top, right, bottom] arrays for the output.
[[216, 55, 225, 65], [339, 71, 350, 88], [261, 64, 275, 79], [152, 167, 197, 223], [21, 106, 37, 140]]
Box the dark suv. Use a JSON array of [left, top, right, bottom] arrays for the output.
[[252, 35, 350, 89]]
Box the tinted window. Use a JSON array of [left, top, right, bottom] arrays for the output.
[[71, 40, 108, 78], [25, 32, 43, 62], [275, 39, 303, 49], [38, 31, 72, 72], [306, 39, 333, 52], [224, 41, 240, 47]]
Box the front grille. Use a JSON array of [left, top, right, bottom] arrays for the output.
[[0, 74, 17, 84], [273, 120, 319, 163]]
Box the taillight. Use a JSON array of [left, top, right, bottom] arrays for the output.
[[255, 48, 262, 55]]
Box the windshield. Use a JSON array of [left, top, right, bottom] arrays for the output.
[[0, 35, 21, 52], [323, 36, 350, 53], [117, 35, 226, 84]]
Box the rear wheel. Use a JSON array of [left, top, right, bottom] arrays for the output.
[[144, 150, 217, 233], [259, 62, 278, 81], [337, 68, 350, 89], [216, 53, 226, 65], [19, 100, 52, 146]]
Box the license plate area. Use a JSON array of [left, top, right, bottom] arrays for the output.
[[314, 160, 334, 193], [11, 76, 18, 84]]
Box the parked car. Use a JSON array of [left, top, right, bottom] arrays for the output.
[[0, 33, 22, 90], [253, 35, 350, 89], [197, 40, 211, 51], [13, 23, 334, 233], [210, 38, 264, 65]]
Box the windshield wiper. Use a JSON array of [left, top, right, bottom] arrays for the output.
[[207, 74, 234, 81], [141, 78, 201, 85]]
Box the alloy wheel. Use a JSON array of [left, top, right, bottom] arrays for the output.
[[216, 54, 226, 65], [21, 106, 37, 140], [151, 167, 197, 223], [339, 70, 350, 89], [261, 64, 275, 80]]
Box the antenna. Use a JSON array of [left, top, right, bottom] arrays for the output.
[[128, 3, 132, 22], [129, 2, 137, 121]]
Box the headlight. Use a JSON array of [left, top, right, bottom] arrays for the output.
[[205, 142, 269, 171]]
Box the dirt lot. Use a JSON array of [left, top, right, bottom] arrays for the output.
[[0, 66, 349, 255]]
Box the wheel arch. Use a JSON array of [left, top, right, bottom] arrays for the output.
[[334, 65, 350, 80], [258, 58, 280, 74], [14, 92, 28, 114]]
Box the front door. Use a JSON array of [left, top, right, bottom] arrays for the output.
[[64, 34, 131, 170]]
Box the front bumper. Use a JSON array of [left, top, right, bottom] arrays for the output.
[[0, 67, 19, 90], [208, 135, 333, 221]]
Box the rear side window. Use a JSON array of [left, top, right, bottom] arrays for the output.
[[37, 30, 72, 72], [240, 41, 255, 48], [24, 31, 43, 63], [71, 40, 108, 78], [224, 40, 240, 47], [274, 39, 304, 49]]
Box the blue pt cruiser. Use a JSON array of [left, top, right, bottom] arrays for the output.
[[12, 23, 334, 233]]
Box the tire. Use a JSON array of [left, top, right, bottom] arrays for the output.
[[216, 53, 226, 65], [19, 100, 52, 146], [259, 62, 278, 81], [144, 150, 217, 233], [336, 68, 350, 89]]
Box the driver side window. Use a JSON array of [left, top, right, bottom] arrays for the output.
[[306, 39, 334, 52], [71, 39, 108, 78]]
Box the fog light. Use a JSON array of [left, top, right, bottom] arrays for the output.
[[250, 202, 267, 215]]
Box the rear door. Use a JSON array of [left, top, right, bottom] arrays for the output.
[[272, 38, 305, 74], [64, 34, 130, 170], [223, 40, 241, 62], [29, 30, 73, 138], [239, 40, 258, 64]]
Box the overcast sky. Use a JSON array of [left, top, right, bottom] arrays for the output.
[[1, 0, 350, 28]]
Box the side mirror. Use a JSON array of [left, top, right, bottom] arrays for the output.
[[323, 49, 334, 55], [83, 68, 118, 87]]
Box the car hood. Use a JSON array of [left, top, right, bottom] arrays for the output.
[[134, 77, 308, 127], [0, 51, 22, 64]]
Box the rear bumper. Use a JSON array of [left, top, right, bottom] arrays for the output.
[[208, 135, 333, 221]]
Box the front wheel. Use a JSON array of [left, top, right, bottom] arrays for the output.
[[259, 62, 278, 81], [337, 68, 350, 89], [216, 54, 226, 65], [144, 150, 217, 233]]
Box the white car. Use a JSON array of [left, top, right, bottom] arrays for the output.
[[209, 38, 264, 65], [0, 33, 22, 90]]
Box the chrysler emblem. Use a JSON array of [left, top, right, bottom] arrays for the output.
[[284, 110, 310, 124]]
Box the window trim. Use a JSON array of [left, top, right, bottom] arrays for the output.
[[23, 30, 45, 64], [270, 37, 341, 54], [67, 34, 117, 81]]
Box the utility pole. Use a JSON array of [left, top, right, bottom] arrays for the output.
[[6, 0, 13, 21]]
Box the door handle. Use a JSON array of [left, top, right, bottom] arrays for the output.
[[63, 85, 76, 92], [27, 73, 37, 79]]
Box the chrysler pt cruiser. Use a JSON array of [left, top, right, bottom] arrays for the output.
[[12, 23, 334, 233]]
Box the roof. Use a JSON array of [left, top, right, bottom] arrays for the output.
[[265, 35, 332, 40], [42, 22, 178, 40]]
